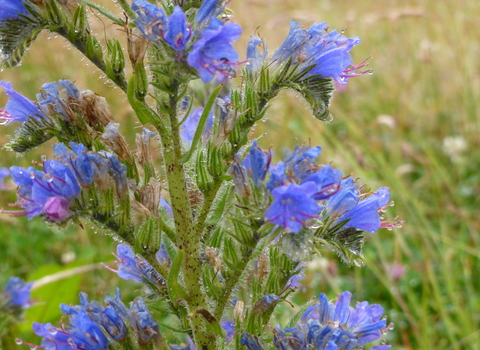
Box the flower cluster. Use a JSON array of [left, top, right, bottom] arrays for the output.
[[1, 276, 33, 310], [230, 142, 399, 235], [32, 289, 161, 349], [132, 0, 242, 82], [242, 291, 392, 350], [248, 21, 369, 84], [3, 142, 125, 221]]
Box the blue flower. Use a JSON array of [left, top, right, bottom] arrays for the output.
[[0, 0, 29, 22], [246, 140, 272, 188], [338, 187, 390, 233], [33, 309, 110, 350], [164, 6, 192, 50], [195, 0, 221, 26], [0, 81, 46, 124], [301, 164, 342, 201], [272, 21, 366, 84], [113, 244, 166, 288], [283, 146, 322, 182], [272, 291, 391, 350], [187, 18, 242, 82], [2, 276, 33, 307], [246, 35, 267, 73], [221, 319, 235, 342], [266, 162, 287, 192], [265, 182, 321, 233], [241, 333, 265, 350], [129, 297, 161, 346], [131, 0, 168, 45]]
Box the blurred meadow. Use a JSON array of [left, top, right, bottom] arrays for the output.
[[1, 0, 480, 349]]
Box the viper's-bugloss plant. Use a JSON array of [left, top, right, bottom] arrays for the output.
[[0, 0, 401, 349]]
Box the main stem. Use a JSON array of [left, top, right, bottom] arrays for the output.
[[157, 80, 217, 350]]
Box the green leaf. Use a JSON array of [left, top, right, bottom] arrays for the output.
[[4, 117, 54, 153], [84, 1, 124, 25]]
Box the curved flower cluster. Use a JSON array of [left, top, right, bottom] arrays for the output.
[[242, 291, 391, 350], [33, 289, 161, 349], [131, 0, 242, 82], [229, 142, 399, 234], [0, 79, 80, 124], [247, 21, 368, 84], [1, 276, 33, 309], [3, 142, 124, 221]]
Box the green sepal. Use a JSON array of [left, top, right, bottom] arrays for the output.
[[106, 38, 127, 90], [195, 150, 213, 192], [134, 216, 161, 255], [85, 34, 104, 64], [127, 75, 156, 125], [0, 6, 45, 69]]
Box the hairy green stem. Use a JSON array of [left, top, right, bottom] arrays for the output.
[[154, 78, 217, 349]]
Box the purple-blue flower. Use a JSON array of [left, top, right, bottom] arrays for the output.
[[264, 182, 321, 233], [245, 140, 272, 188], [283, 145, 322, 182], [0, 0, 29, 22], [269, 291, 391, 350], [187, 18, 242, 82], [0, 167, 10, 189], [271, 21, 367, 84], [301, 164, 342, 200], [33, 288, 160, 349], [195, 0, 221, 26], [246, 35, 267, 73], [112, 244, 166, 288], [131, 0, 168, 45], [33, 309, 110, 350], [164, 6, 192, 50], [2, 276, 33, 307], [0, 81, 46, 124], [338, 187, 390, 233]]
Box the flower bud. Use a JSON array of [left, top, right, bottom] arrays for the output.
[[139, 177, 162, 216], [43, 196, 70, 221]]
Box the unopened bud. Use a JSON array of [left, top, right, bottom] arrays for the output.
[[79, 90, 114, 127], [214, 97, 237, 147], [102, 122, 131, 161], [44, 197, 70, 221]]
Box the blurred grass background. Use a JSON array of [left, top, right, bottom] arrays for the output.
[[1, 0, 479, 349]]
